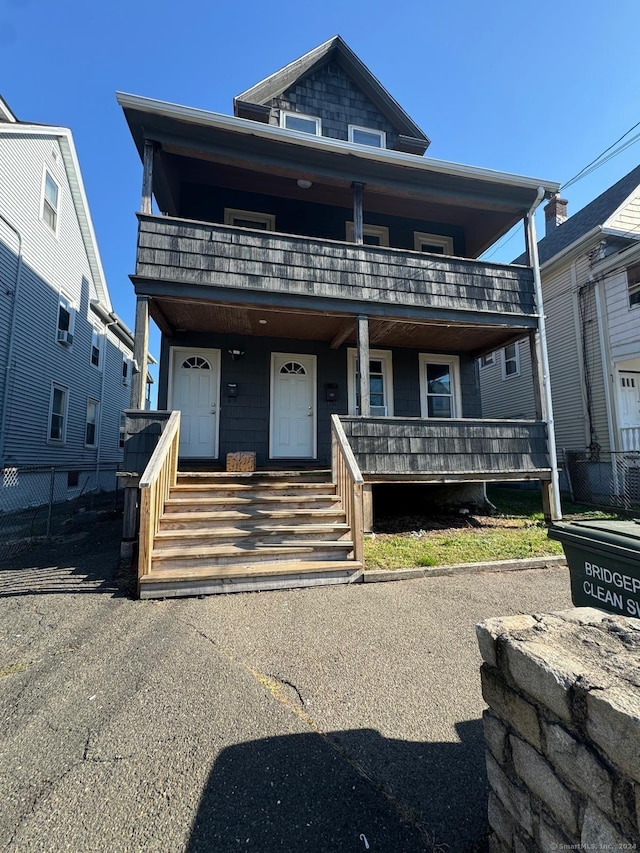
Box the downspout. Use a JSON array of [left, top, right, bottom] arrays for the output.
[[526, 188, 562, 520], [0, 213, 23, 467]]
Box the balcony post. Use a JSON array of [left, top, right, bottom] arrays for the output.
[[130, 296, 150, 410], [525, 211, 562, 522], [352, 182, 364, 245], [357, 314, 370, 416], [141, 140, 154, 215]]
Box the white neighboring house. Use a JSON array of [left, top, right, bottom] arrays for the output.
[[0, 96, 146, 509], [480, 165, 640, 503]]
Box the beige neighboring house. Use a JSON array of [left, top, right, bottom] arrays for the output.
[[480, 165, 640, 504]]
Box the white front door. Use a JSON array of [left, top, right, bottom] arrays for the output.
[[270, 353, 316, 458], [618, 372, 640, 450], [169, 348, 220, 458]]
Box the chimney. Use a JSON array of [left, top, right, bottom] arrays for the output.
[[544, 196, 568, 236]]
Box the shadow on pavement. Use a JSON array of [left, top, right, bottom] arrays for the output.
[[188, 721, 488, 853], [0, 511, 130, 597]]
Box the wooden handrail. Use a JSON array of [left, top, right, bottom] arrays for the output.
[[138, 410, 181, 582], [331, 415, 364, 564]]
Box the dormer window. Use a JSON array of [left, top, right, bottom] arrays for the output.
[[348, 126, 386, 148], [280, 111, 321, 136]]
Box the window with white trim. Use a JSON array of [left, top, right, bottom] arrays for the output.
[[42, 170, 60, 233], [480, 353, 495, 368], [280, 111, 321, 135], [122, 355, 130, 385], [49, 383, 68, 443], [57, 295, 75, 346], [347, 349, 394, 416], [348, 125, 386, 148], [90, 327, 102, 368], [85, 399, 98, 447], [345, 222, 389, 246], [627, 264, 640, 308], [419, 354, 461, 418], [413, 232, 454, 255], [224, 208, 275, 231], [501, 343, 520, 379]]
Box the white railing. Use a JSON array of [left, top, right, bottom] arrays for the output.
[[621, 427, 640, 452], [138, 411, 181, 581], [330, 415, 364, 564]]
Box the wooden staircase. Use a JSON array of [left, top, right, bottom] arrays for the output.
[[138, 471, 364, 599]]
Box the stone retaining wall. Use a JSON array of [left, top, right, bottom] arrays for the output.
[[476, 607, 640, 851]]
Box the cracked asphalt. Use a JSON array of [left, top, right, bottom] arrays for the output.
[[0, 512, 572, 852]]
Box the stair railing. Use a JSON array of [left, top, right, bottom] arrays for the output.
[[138, 410, 181, 580], [331, 414, 364, 563]]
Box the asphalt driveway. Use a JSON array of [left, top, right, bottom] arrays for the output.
[[0, 512, 572, 852]]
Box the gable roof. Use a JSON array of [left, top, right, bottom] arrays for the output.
[[234, 35, 430, 154], [0, 95, 17, 123], [514, 164, 640, 266]]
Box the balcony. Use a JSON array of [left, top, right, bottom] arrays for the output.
[[134, 214, 538, 330], [338, 416, 551, 482]]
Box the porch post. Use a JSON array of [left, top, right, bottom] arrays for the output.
[[141, 140, 154, 215], [130, 296, 150, 410], [525, 212, 562, 522], [352, 182, 364, 245], [357, 314, 370, 416]]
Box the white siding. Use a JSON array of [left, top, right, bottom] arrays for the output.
[[605, 268, 640, 362], [607, 191, 640, 237], [479, 340, 536, 419], [0, 132, 131, 471]]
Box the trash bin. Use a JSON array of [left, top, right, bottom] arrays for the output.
[[548, 519, 640, 618]]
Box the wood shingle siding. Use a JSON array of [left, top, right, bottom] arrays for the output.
[[339, 416, 550, 477], [136, 215, 536, 320]]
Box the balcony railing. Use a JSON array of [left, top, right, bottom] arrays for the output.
[[338, 416, 551, 480], [135, 213, 537, 320], [621, 427, 640, 452]]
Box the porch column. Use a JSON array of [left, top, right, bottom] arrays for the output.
[[141, 140, 154, 215], [352, 182, 364, 244], [357, 314, 370, 416], [525, 212, 562, 522], [130, 296, 150, 410]]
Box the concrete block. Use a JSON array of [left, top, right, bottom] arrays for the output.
[[484, 710, 508, 765], [488, 790, 514, 846], [543, 721, 614, 816], [586, 686, 640, 784], [503, 638, 578, 722], [481, 665, 542, 751], [510, 735, 579, 836], [476, 615, 537, 668], [486, 751, 533, 836], [581, 802, 635, 849]]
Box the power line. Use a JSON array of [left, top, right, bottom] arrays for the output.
[[562, 120, 640, 191]]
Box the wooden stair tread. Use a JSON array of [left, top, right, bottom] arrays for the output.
[[159, 508, 346, 522], [141, 560, 363, 582], [172, 482, 333, 492], [155, 524, 350, 539], [165, 495, 339, 507], [152, 541, 353, 560]]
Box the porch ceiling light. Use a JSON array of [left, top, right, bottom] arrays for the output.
[[228, 349, 245, 360], [296, 179, 312, 189], [258, 319, 268, 324]]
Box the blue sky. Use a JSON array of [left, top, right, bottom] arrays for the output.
[[3, 0, 640, 368]]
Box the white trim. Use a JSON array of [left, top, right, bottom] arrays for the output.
[[224, 208, 275, 231], [413, 232, 454, 255], [48, 382, 69, 444], [41, 167, 61, 236], [347, 349, 394, 416], [115, 92, 560, 195], [348, 125, 386, 148], [56, 293, 76, 346], [90, 326, 103, 369], [418, 353, 462, 418], [280, 111, 321, 136], [501, 342, 520, 379], [480, 353, 495, 368], [168, 346, 221, 458], [269, 352, 317, 459], [345, 222, 389, 246]]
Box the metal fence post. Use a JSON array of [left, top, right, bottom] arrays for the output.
[[46, 467, 55, 541]]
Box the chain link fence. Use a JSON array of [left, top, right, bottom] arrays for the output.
[[564, 450, 640, 511], [0, 465, 121, 560]]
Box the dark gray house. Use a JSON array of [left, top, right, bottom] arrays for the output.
[[118, 36, 561, 598]]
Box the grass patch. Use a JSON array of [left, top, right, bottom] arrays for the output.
[[364, 485, 624, 571]]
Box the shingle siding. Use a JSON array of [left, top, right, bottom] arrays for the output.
[[268, 62, 400, 149]]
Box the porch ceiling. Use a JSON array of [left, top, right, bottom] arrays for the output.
[[151, 297, 529, 356]]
